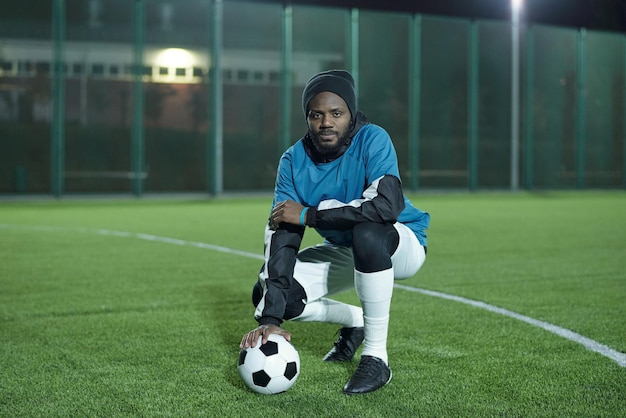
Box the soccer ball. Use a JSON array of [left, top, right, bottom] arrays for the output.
[[237, 333, 300, 394]]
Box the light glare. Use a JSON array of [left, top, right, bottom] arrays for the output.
[[512, 0, 523, 11], [155, 48, 195, 68]]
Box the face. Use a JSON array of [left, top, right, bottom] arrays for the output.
[[306, 92, 352, 156]]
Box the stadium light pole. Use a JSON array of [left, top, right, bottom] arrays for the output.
[[510, 0, 522, 191]]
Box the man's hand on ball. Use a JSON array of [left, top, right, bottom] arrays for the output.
[[270, 200, 305, 227], [240, 324, 292, 349]]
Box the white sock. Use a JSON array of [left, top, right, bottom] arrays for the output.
[[292, 298, 364, 328], [354, 268, 394, 365]]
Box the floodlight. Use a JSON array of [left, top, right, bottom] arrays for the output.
[[155, 48, 195, 68]]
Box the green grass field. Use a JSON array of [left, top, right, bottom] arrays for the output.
[[1, 191, 625, 417]]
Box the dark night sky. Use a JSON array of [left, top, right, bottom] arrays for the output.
[[251, 0, 626, 33], [2, 0, 625, 34]]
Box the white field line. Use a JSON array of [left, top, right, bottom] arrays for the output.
[[393, 284, 626, 368], [2, 223, 624, 368]]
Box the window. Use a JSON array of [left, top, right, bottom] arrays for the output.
[[73, 63, 84, 75], [0, 61, 13, 72], [91, 63, 105, 76], [18, 61, 33, 74]]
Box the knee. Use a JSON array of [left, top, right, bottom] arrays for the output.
[[352, 222, 396, 272], [352, 222, 379, 245], [352, 223, 382, 259]]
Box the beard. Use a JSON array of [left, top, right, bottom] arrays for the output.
[[308, 127, 351, 160]]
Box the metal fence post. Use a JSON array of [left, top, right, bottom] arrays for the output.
[[208, 0, 223, 196], [576, 28, 587, 189], [279, 4, 292, 155], [510, 4, 521, 191], [51, 0, 65, 197], [132, 0, 144, 196], [408, 14, 422, 192], [524, 25, 535, 189], [623, 34, 626, 189], [348, 9, 359, 100], [468, 21, 479, 191]]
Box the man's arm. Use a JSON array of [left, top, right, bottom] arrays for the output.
[[250, 147, 306, 327], [306, 175, 404, 230], [241, 205, 304, 349], [255, 221, 304, 326]]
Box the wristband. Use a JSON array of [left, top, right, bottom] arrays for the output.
[[299, 207, 308, 225]]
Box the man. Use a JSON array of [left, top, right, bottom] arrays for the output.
[[240, 70, 429, 395]]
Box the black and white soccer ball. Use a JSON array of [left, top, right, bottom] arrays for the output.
[[237, 333, 300, 394]]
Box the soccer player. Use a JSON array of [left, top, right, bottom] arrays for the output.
[[240, 70, 430, 395]]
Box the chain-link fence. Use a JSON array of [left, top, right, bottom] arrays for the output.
[[1, 0, 624, 195]]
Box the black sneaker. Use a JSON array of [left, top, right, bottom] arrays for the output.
[[322, 327, 364, 362], [343, 355, 392, 395]]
